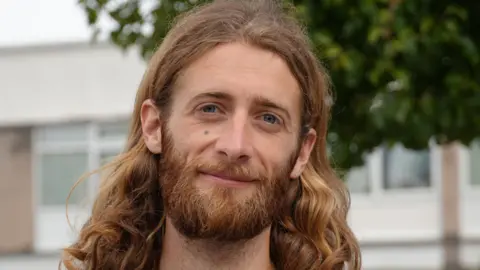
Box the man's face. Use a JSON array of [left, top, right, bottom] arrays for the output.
[[144, 42, 316, 241]]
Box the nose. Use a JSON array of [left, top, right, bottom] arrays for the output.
[[214, 112, 252, 164]]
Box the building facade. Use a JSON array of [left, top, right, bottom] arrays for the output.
[[0, 42, 479, 270]]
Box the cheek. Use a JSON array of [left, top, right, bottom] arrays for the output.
[[257, 137, 296, 175], [170, 128, 212, 162]]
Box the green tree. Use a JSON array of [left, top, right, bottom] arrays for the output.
[[78, 0, 480, 171]]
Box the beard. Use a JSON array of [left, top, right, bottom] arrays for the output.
[[159, 128, 297, 242]]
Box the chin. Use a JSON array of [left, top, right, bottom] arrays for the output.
[[195, 182, 255, 203]]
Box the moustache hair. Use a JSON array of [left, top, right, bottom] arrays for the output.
[[193, 159, 266, 183]]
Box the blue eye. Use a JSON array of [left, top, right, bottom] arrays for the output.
[[201, 105, 218, 113], [262, 113, 278, 124]]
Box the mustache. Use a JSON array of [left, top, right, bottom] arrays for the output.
[[193, 160, 265, 182]]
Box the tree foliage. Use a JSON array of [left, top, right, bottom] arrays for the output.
[[78, 0, 480, 171]]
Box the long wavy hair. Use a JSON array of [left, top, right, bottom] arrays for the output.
[[61, 0, 361, 269]]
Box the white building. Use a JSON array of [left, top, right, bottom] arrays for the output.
[[0, 1, 479, 269]]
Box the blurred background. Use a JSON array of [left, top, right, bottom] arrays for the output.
[[0, 0, 479, 269]]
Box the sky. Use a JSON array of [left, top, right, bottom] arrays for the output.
[[0, 0, 115, 48]]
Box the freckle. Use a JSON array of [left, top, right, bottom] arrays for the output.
[[204, 130, 209, 135]]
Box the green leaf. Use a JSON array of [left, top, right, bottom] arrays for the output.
[[395, 98, 411, 124], [86, 7, 98, 25], [367, 26, 383, 44], [420, 17, 434, 34], [445, 5, 468, 21]]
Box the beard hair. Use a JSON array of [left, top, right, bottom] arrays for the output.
[[159, 126, 297, 242]]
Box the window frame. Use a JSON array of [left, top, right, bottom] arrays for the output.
[[345, 155, 372, 195], [32, 120, 128, 252], [458, 142, 480, 199], [382, 144, 432, 191], [349, 141, 441, 203], [468, 140, 480, 187], [33, 122, 92, 212]]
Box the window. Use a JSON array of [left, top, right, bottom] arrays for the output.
[[471, 140, 480, 186], [40, 153, 88, 205], [383, 144, 430, 189], [100, 152, 119, 166], [346, 165, 369, 193], [38, 123, 88, 143], [36, 121, 128, 207], [98, 121, 129, 141]]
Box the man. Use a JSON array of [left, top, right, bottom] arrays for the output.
[[61, 0, 361, 269]]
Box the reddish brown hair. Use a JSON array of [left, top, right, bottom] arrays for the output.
[[61, 0, 361, 269]]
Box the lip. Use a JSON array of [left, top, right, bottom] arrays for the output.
[[207, 172, 253, 182], [198, 171, 255, 187]]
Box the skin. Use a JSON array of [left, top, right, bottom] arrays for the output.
[[141, 42, 316, 270]]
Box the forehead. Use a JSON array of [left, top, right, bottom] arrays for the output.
[[173, 43, 301, 116]]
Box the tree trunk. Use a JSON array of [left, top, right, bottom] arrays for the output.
[[441, 143, 462, 270]]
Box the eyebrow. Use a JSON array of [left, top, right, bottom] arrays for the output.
[[190, 90, 292, 122], [192, 91, 233, 102], [251, 95, 291, 122]]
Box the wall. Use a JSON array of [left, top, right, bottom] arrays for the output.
[[459, 146, 480, 267], [0, 127, 33, 253], [0, 43, 145, 127]]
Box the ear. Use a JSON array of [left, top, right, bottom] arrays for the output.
[[290, 128, 317, 179], [140, 99, 163, 154]]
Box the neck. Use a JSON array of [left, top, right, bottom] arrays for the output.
[[160, 218, 273, 270]]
